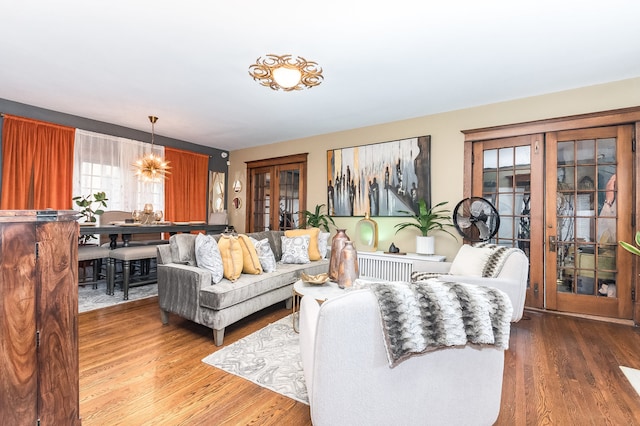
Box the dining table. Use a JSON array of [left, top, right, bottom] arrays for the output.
[[79, 222, 227, 249]]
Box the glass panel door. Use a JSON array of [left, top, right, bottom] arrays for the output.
[[475, 134, 544, 308], [250, 167, 271, 231], [278, 166, 300, 231], [545, 126, 633, 318]]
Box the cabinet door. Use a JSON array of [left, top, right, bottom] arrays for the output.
[[36, 220, 81, 425], [0, 222, 38, 425]]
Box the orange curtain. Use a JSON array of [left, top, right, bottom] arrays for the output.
[[164, 147, 209, 222], [1, 115, 75, 210]]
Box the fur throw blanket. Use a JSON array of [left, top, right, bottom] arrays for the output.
[[366, 279, 513, 367]]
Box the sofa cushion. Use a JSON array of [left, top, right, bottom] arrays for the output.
[[195, 233, 224, 284], [217, 234, 243, 281], [169, 233, 198, 265], [250, 236, 277, 273], [246, 230, 284, 261], [238, 234, 263, 275], [199, 259, 329, 310], [285, 228, 321, 260], [449, 244, 493, 276], [281, 235, 310, 264]]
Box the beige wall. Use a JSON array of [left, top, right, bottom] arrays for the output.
[[229, 77, 640, 260]]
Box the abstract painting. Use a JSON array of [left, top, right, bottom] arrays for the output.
[[327, 135, 431, 217]]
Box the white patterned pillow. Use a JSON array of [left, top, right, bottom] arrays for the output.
[[318, 232, 331, 259], [280, 235, 310, 264], [249, 236, 277, 273], [449, 244, 493, 277], [195, 233, 224, 284]]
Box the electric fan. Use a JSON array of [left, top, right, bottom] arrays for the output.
[[453, 197, 500, 242]]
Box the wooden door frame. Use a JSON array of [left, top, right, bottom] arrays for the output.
[[463, 106, 640, 323], [245, 153, 308, 232]]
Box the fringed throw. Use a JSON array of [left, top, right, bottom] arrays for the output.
[[367, 279, 512, 368]]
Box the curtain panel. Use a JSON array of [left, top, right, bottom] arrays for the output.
[[164, 147, 209, 222], [73, 129, 165, 213], [1, 114, 75, 210]]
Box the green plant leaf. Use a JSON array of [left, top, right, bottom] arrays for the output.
[[394, 199, 455, 238]]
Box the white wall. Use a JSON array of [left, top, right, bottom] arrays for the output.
[[228, 77, 640, 260]]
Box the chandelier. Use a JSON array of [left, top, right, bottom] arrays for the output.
[[248, 54, 323, 91], [133, 116, 170, 182]]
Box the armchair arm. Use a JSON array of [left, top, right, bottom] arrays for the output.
[[437, 275, 525, 322], [413, 261, 452, 274], [299, 295, 321, 394]]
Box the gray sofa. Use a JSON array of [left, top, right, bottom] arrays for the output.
[[156, 230, 329, 345]]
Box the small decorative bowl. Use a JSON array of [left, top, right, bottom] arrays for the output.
[[301, 272, 330, 285]]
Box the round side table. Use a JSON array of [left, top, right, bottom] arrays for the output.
[[292, 279, 345, 332]]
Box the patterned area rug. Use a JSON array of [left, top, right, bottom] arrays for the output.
[[202, 315, 308, 404], [78, 281, 158, 313], [620, 366, 640, 397]]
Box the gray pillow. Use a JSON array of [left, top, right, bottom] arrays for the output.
[[249, 236, 277, 273], [280, 235, 310, 264], [169, 233, 197, 266], [318, 232, 331, 259], [195, 233, 224, 284]]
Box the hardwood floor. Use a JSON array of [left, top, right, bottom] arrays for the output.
[[79, 298, 640, 425]]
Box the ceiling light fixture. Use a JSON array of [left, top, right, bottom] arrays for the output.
[[133, 115, 170, 182], [248, 54, 323, 91]]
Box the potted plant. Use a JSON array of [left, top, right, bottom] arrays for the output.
[[620, 232, 640, 256], [394, 200, 455, 255], [299, 203, 335, 232], [73, 191, 108, 244]]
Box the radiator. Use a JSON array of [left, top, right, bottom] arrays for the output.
[[357, 253, 414, 282]]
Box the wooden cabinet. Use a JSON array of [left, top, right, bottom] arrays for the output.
[[0, 210, 81, 425]]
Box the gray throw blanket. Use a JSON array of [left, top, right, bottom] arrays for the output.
[[367, 279, 513, 368]]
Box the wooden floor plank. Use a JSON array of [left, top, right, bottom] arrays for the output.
[[79, 298, 640, 425]]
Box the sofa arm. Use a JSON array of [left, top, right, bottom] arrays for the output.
[[156, 244, 172, 265], [157, 263, 212, 322]]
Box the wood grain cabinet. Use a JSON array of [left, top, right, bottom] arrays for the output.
[[0, 210, 81, 425]]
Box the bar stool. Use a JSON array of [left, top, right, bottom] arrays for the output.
[[107, 245, 159, 300], [78, 245, 110, 289]]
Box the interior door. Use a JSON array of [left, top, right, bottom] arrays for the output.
[[249, 166, 271, 232], [472, 134, 544, 308], [246, 154, 307, 233], [545, 125, 633, 319]]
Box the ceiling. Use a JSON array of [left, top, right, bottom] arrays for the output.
[[1, 1, 639, 151]]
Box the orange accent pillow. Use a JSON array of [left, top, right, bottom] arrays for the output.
[[238, 234, 263, 275], [217, 234, 243, 281], [285, 228, 321, 261]]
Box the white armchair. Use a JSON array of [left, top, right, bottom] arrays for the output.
[[412, 244, 529, 322], [299, 289, 507, 426]]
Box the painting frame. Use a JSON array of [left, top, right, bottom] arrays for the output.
[[327, 135, 431, 217]]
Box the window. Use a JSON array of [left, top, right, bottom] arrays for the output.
[[73, 129, 164, 213]]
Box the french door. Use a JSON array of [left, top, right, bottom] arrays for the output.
[[545, 126, 633, 318], [469, 124, 634, 319], [246, 154, 307, 233], [472, 134, 544, 309]]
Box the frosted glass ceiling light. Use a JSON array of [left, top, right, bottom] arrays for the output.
[[249, 54, 323, 91]]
